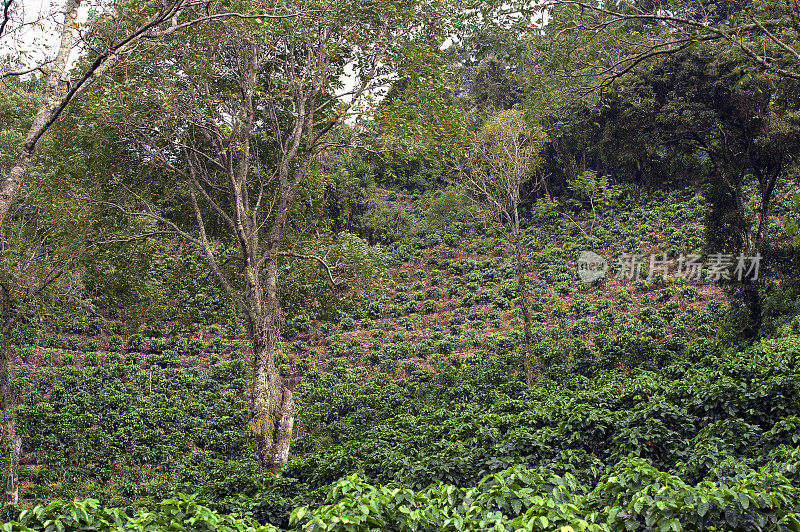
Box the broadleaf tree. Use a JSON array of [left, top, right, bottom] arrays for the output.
[[71, 0, 462, 472], [0, 0, 304, 501]]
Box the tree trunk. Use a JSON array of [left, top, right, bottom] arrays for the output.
[[2, 403, 20, 505], [736, 170, 776, 339], [0, 284, 18, 504], [739, 279, 762, 339], [248, 263, 294, 474], [0, 153, 31, 230], [755, 171, 778, 250], [513, 205, 535, 386], [0, 0, 81, 229]]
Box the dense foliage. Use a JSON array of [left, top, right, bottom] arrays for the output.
[[2, 183, 799, 528], [5, 335, 800, 529], [2, 0, 800, 528]]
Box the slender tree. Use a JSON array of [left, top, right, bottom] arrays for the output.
[[460, 109, 546, 385]]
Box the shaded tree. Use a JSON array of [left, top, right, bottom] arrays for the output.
[[76, 0, 456, 473]]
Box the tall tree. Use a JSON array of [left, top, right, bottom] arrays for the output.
[[0, 0, 306, 495], [460, 109, 547, 385], [77, 0, 455, 472]]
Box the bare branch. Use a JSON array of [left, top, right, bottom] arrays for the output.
[[147, 9, 310, 38], [0, 63, 51, 80], [90, 231, 176, 244], [277, 251, 343, 288], [745, 10, 800, 61]]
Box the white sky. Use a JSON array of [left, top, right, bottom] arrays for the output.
[[1, 0, 89, 71]]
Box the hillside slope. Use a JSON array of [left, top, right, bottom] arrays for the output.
[[4, 185, 800, 530]]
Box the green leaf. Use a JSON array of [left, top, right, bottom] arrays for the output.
[[633, 499, 643, 514]]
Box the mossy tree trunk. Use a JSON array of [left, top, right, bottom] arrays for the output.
[[247, 253, 294, 473], [0, 279, 19, 504]]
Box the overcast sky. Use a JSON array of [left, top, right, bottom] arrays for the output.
[[1, 0, 89, 70]]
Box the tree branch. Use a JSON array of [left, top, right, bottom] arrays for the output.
[[0, 63, 51, 80], [277, 251, 343, 288], [0, 0, 11, 38], [544, 0, 800, 81]]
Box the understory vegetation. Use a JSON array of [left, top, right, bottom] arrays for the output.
[[4, 184, 800, 530], [2, 0, 800, 529]]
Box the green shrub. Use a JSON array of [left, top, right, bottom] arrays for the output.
[[552, 297, 568, 318], [296, 358, 313, 375], [149, 338, 168, 353], [461, 293, 477, 307], [680, 285, 698, 301], [187, 337, 205, 353], [617, 289, 633, 309], [108, 335, 123, 352], [87, 317, 104, 336], [425, 286, 441, 299], [19, 348, 34, 363], [340, 316, 356, 331], [171, 335, 189, 354], [83, 352, 98, 366], [571, 295, 592, 318], [436, 338, 455, 354], [658, 287, 675, 302], [7, 495, 280, 532], [128, 334, 145, 352], [555, 281, 572, 294]]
